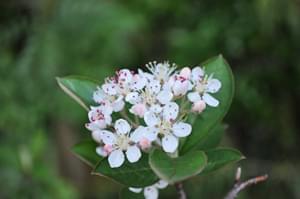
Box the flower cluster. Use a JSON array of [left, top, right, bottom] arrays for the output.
[[86, 62, 222, 169]]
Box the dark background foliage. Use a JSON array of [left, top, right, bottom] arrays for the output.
[[0, 0, 299, 198]]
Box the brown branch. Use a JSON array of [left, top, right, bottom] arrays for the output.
[[175, 182, 187, 199], [224, 167, 268, 199]]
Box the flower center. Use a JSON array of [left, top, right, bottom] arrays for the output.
[[158, 120, 172, 136], [116, 135, 130, 150], [142, 89, 156, 105]]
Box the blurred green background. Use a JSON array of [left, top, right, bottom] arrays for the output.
[[1, 0, 300, 198]]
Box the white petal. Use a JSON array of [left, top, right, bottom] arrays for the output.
[[126, 145, 142, 163], [187, 92, 201, 103], [129, 187, 143, 193], [144, 111, 160, 127], [125, 92, 141, 104], [203, 93, 219, 107], [131, 74, 147, 90], [101, 130, 117, 145], [147, 80, 161, 94], [108, 149, 125, 168], [157, 89, 173, 104], [163, 102, 179, 121], [172, 122, 192, 137], [112, 97, 125, 112], [93, 88, 105, 103], [144, 127, 158, 141], [115, 119, 131, 135], [150, 104, 162, 113], [162, 134, 179, 153], [155, 180, 168, 189], [206, 78, 222, 93], [102, 83, 117, 95], [144, 186, 159, 199], [130, 126, 145, 142], [96, 146, 108, 157], [91, 130, 103, 143], [191, 67, 204, 82]]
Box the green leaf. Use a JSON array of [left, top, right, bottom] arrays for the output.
[[196, 123, 225, 150], [202, 148, 245, 174], [149, 149, 207, 184], [119, 188, 144, 199], [72, 140, 102, 167], [56, 76, 99, 111], [181, 55, 234, 154], [93, 154, 158, 187]]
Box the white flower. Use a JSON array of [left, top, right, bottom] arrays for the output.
[[93, 87, 125, 112], [98, 119, 142, 168], [129, 180, 168, 199], [85, 106, 112, 131], [172, 67, 192, 96], [188, 66, 222, 107], [143, 102, 192, 153]]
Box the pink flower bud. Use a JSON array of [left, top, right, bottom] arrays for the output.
[[131, 103, 147, 117], [180, 67, 191, 79], [139, 138, 151, 150], [104, 144, 113, 154], [192, 100, 206, 113]]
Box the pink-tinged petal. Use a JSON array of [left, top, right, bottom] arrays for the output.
[[139, 138, 151, 150], [155, 180, 168, 189], [203, 93, 219, 107], [162, 134, 179, 153], [129, 187, 143, 193], [187, 92, 201, 103], [118, 69, 133, 83], [180, 67, 191, 79], [192, 100, 206, 113], [108, 149, 125, 168], [191, 67, 204, 82], [173, 80, 189, 96], [157, 89, 173, 104], [126, 145, 142, 163], [130, 103, 147, 118], [103, 144, 113, 154], [144, 111, 160, 127], [206, 78, 222, 93], [172, 122, 192, 137], [115, 119, 131, 135], [102, 83, 117, 95], [144, 186, 159, 199], [163, 102, 179, 121]]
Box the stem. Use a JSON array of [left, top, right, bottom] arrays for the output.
[[175, 182, 187, 199], [120, 110, 138, 128], [224, 167, 268, 199]]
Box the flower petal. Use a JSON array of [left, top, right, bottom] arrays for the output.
[[112, 97, 125, 112], [101, 130, 117, 145], [126, 145, 142, 163], [125, 92, 141, 104], [172, 122, 192, 137], [147, 80, 161, 94], [118, 69, 133, 84], [163, 102, 179, 121], [108, 149, 125, 168], [144, 186, 159, 199], [155, 180, 168, 189], [173, 80, 189, 96], [157, 89, 173, 104], [206, 78, 221, 93], [203, 93, 219, 107], [144, 111, 160, 127], [115, 119, 131, 135], [150, 104, 162, 113], [91, 130, 104, 143], [191, 66, 204, 82], [129, 187, 143, 193], [162, 134, 179, 153], [130, 126, 146, 142], [102, 83, 117, 95], [143, 127, 158, 141], [96, 146, 108, 157], [187, 92, 201, 103], [93, 88, 105, 103]]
